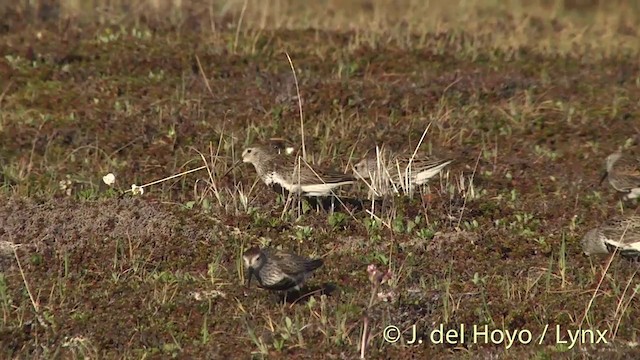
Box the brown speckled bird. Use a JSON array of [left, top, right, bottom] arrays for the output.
[[601, 152, 640, 200], [243, 247, 324, 292], [581, 215, 640, 261], [352, 146, 453, 196], [242, 146, 356, 197]]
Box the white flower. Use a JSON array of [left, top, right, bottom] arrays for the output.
[[190, 290, 226, 301], [377, 290, 397, 302], [285, 147, 294, 155], [58, 179, 71, 191], [102, 173, 116, 186], [59, 178, 73, 196], [131, 184, 144, 195]]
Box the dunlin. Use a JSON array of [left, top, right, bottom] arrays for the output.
[[352, 146, 453, 195], [242, 146, 356, 197], [243, 247, 323, 292], [601, 152, 640, 200], [581, 215, 640, 260]]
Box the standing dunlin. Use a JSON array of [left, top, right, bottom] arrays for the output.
[[242, 146, 356, 197], [352, 146, 453, 196], [601, 152, 640, 200], [581, 215, 640, 261], [243, 247, 324, 292]]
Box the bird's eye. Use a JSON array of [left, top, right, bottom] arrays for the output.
[[247, 149, 252, 154]]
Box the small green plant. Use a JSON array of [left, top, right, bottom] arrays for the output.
[[534, 144, 559, 161], [268, 217, 282, 228], [367, 252, 389, 266], [77, 187, 100, 200], [363, 218, 382, 233], [295, 226, 313, 241], [0, 273, 10, 321], [441, 264, 454, 323], [471, 272, 493, 326], [96, 27, 120, 43], [328, 212, 347, 229], [247, 322, 270, 355], [416, 227, 435, 240], [462, 219, 480, 231], [207, 253, 223, 285], [200, 315, 210, 345], [391, 217, 405, 233]]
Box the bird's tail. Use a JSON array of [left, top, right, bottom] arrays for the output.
[[306, 258, 324, 271], [619, 249, 640, 262], [605, 243, 640, 261]]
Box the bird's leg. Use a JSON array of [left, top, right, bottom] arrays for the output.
[[598, 171, 608, 185], [313, 196, 321, 212], [296, 192, 308, 216], [274, 292, 284, 304], [331, 195, 338, 214]]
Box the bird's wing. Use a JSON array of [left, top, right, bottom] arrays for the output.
[[285, 161, 356, 184], [382, 156, 451, 185], [394, 156, 453, 171], [602, 216, 640, 246], [271, 250, 323, 275], [269, 250, 307, 275], [258, 277, 297, 291], [312, 167, 357, 183], [304, 258, 324, 272], [616, 156, 640, 177]]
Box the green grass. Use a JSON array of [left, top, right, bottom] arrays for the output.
[[1, 0, 640, 358]]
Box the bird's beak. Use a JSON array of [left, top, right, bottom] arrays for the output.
[[246, 268, 254, 288], [599, 171, 608, 186]]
